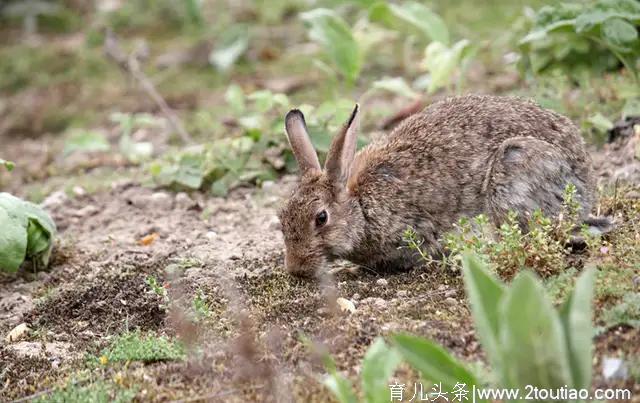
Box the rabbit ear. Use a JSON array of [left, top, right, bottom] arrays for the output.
[[285, 109, 321, 174], [325, 104, 360, 183]]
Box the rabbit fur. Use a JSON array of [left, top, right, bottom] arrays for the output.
[[278, 95, 596, 276]]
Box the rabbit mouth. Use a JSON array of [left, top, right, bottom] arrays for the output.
[[284, 250, 327, 277]]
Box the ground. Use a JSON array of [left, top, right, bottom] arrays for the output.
[[1, 1, 639, 402]]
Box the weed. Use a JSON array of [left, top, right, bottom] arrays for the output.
[[145, 275, 167, 300], [434, 184, 596, 279], [99, 330, 185, 364], [601, 292, 640, 329], [192, 289, 211, 320], [35, 380, 136, 403]]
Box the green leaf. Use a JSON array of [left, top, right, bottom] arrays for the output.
[[361, 338, 402, 403], [461, 253, 505, 373], [559, 268, 595, 390], [64, 130, 110, 155], [601, 17, 639, 50], [209, 28, 249, 72], [421, 39, 473, 93], [586, 113, 614, 133], [301, 8, 362, 83], [369, 1, 449, 45], [393, 333, 478, 391], [225, 84, 246, 114], [323, 373, 358, 403], [0, 193, 55, 273], [0, 207, 28, 272], [499, 272, 573, 390], [119, 135, 153, 164], [153, 152, 205, 190], [372, 77, 420, 99], [0, 158, 15, 171]]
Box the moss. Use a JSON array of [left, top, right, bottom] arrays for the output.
[[98, 330, 185, 364], [35, 380, 137, 403]]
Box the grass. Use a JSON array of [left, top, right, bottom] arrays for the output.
[[98, 330, 185, 364], [36, 380, 136, 403], [601, 292, 640, 329]]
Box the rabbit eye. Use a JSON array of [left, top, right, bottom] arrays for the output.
[[315, 210, 328, 227]]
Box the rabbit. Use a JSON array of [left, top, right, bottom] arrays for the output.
[[278, 95, 598, 276]]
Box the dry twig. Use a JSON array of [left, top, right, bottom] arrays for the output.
[[104, 30, 192, 144]]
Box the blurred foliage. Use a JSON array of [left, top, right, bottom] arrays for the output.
[[0, 0, 637, 196], [518, 0, 640, 83]]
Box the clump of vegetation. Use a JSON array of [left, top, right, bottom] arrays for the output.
[[601, 292, 640, 329], [519, 0, 640, 84], [0, 158, 15, 171], [192, 289, 211, 321], [323, 254, 596, 402], [433, 184, 592, 278], [35, 379, 136, 403], [150, 86, 360, 195], [0, 192, 56, 273], [99, 330, 185, 364], [301, 2, 473, 91]]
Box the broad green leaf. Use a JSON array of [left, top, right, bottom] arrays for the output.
[[601, 17, 638, 50], [499, 272, 573, 390], [0, 193, 55, 273], [26, 218, 53, 269], [0, 207, 28, 272], [393, 333, 478, 392], [64, 130, 110, 155], [119, 135, 153, 163], [461, 253, 505, 373], [361, 338, 402, 403], [559, 268, 595, 390], [372, 77, 420, 99], [301, 9, 362, 83], [0, 158, 15, 171], [248, 90, 278, 113], [225, 84, 246, 114], [422, 40, 473, 93], [210, 29, 249, 72], [323, 373, 358, 403], [369, 2, 449, 45], [586, 113, 614, 133]]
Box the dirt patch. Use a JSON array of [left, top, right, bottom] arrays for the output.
[[25, 271, 166, 336]]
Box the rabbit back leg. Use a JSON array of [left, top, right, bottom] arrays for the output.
[[485, 136, 593, 228]]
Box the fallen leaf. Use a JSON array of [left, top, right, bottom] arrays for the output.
[[138, 233, 159, 246]]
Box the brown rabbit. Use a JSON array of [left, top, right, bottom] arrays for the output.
[[278, 95, 597, 276]]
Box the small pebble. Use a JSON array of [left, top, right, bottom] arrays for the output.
[[5, 323, 29, 343], [445, 297, 457, 306], [336, 297, 356, 313], [40, 191, 68, 210], [205, 231, 218, 240], [396, 290, 408, 298], [602, 357, 628, 381], [376, 278, 388, 286], [72, 186, 86, 197]]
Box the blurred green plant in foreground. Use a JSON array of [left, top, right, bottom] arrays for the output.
[[321, 254, 595, 403]]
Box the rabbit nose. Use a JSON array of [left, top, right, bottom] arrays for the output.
[[284, 252, 311, 277]]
